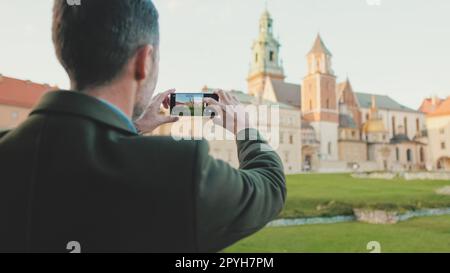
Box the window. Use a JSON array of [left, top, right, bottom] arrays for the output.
[[404, 117, 408, 135], [328, 142, 332, 155], [396, 148, 400, 161], [289, 134, 294, 144], [392, 116, 396, 135], [420, 147, 425, 163], [326, 99, 330, 109], [269, 51, 274, 62], [309, 100, 313, 111], [280, 132, 284, 144], [440, 128, 445, 134], [416, 118, 420, 134], [351, 131, 356, 138], [366, 113, 369, 121], [406, 149, 413, 162], [255, 53, 258, 63], [442, 142, 447, 150]]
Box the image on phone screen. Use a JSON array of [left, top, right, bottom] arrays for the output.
[[170, 93, 219, 117]]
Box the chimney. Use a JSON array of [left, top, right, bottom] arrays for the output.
[[431, 96, 437, 106]]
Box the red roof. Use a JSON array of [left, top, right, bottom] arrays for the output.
[[0, 75, 56, 108], [428, 96, 450, 117], [419, 97, 444, 114]]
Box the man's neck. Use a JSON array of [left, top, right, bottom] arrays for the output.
[[77, 82, 136, 119]]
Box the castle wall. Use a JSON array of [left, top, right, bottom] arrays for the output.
[[338, 140, 367, 162]]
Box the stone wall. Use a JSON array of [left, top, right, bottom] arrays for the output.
[[353, 209, 398, 224], [352, 172, 450, 181]]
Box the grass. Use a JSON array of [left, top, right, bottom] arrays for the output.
[[281, 173, 450, 218], [224, 173, 450, 253], [225, 215, 450, 253]]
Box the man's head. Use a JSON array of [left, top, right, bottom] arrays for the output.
[[52, 0, 160, 120]]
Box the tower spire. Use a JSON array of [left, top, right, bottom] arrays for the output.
[[369, 95, 380, 119], [247, 8, 285, 97], [308, 33, 332, 56], [306, 34, 334, 75]]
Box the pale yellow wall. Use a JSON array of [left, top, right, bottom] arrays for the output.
[[338, 141, 367, 162], [339, 128, 360, 141], [360, 108, 425, 140], [0, 104, 31, 130], [426, 115, 450, 169]]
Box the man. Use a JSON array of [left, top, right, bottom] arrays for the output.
[[0, 0, 286, 253]]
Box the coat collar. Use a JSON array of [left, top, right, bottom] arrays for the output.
[[30, 90, 138, 136]]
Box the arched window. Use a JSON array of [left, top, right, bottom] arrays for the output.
[[416, 118, 420, 135], [420, 147, 424, 163], [392, 116, 396, 135], [406, 149, 413, 162], [269, 51, 274, 62], [404, 117, 408, 135]]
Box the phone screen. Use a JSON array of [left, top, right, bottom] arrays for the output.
[[170, 93, 219, 117]]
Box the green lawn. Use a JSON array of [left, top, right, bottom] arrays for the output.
[[225, 173, 450, 253], [226, 215, 450, 253], [281, 173, 450, 218]]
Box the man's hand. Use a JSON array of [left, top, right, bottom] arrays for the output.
[[204, 90, 253, 135], [134, 89, 179, 134]]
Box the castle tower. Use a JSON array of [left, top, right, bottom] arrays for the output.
[[301, 34, 339, 160], [247, 9, 285, 97]]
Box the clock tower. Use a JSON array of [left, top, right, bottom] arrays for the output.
[[247, 9, 285, 97]]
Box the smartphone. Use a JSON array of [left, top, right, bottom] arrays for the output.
[[170, 93, 219, 117]]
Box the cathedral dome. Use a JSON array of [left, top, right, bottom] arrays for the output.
[[363, 119, 386, 133]]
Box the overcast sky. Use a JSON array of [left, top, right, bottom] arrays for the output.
[[0, 0, 449, 109]]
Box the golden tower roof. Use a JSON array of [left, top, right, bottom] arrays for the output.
[[363, 119, 386, 133]]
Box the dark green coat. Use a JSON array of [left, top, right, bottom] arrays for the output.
[[0, 90, 286, 253]]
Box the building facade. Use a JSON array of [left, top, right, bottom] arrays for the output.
[[0, 74, 54, 130], [241, 10, 431, 172], [420, 97, 450, 170]]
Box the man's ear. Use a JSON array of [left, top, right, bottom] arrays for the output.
[[134, 45, 153, 81]]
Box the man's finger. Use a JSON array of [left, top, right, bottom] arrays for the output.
[[161, 115, 179, 124], [205, 104, 223, 119], [230, 94, 239, 104], [156, 89, 176, 105], [206, 99, 227, 112], [204, 98, 219, 105], [214, 89, 227, 103], [162, 95, 171, 109]]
